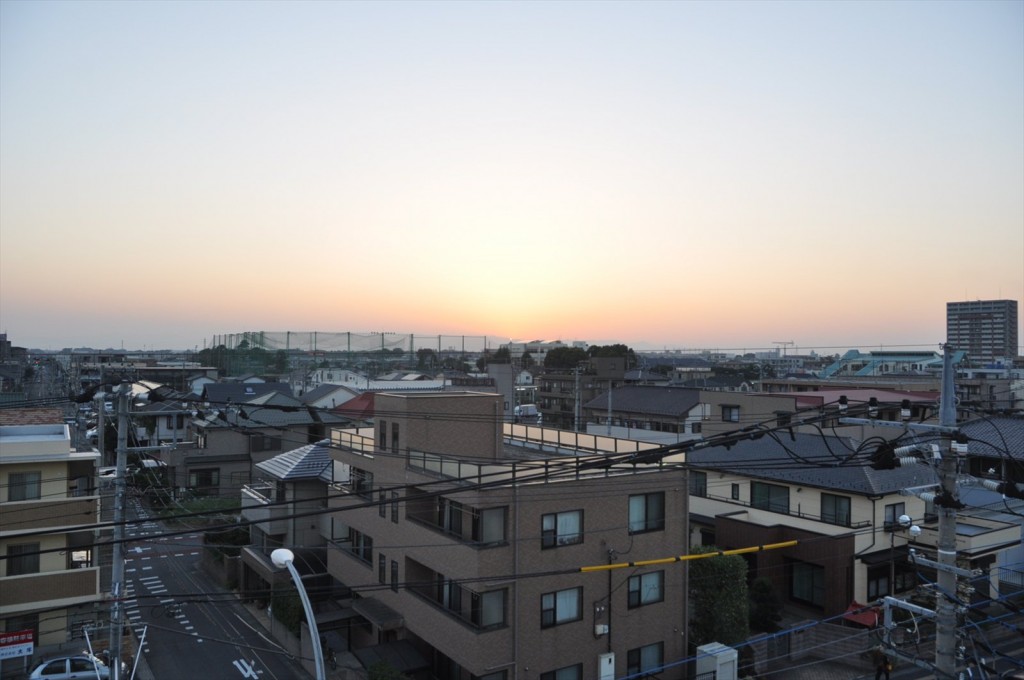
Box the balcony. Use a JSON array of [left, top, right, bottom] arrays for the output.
[[913, 515, 1020, 558], [0, 567, 100, 613], [241, 483, 289, 536], [0, 497, 99, 535]]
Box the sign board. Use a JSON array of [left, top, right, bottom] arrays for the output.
[[0, 629, 34, 660]]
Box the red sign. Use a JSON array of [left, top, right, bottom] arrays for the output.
[[0, 629, 34, 659]]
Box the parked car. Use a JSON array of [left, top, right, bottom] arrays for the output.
[[28, 653, 123, 679]]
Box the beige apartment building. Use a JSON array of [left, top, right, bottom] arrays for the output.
[[0, 420, 105, 676], [322, 392, 690, 680]]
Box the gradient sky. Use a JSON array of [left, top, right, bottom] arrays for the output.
[[1, 0, 1022, 353]]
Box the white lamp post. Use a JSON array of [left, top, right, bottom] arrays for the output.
[[271, 548, 325, 680]]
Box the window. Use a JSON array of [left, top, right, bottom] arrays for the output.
[[188, 468, 219, 491], [821, 494, 851, 527], [731, 483, 740, 500], [39, 659, 68, 676], [751, 482, 789, 513], [391, 491, 400, 523], [884, 502, 906, 531], [378, 420, 387, 449], [689, 471, 707, 497], [471, 589, 506, 629], [691, 422, 702, 434], [867, 565, 888, 600], [540, 665, 582, 680], [378, 554, 386, 584], [351, 467, 373, 498], [775, 411, 792, 427], [541, 587, 582, 627], [70, 658, 94, 673], [629, 493, 665, 534], [8, 472, 41, 501], [790, 560, 825, 608], [627, 642, 663, 677], [391, 422, 400, 454], [250, 435, 281, 452], [473, 506, 506, 545], [721, 405, 740, 422], [346, 528, 373, 563], [541, 510, 582, 548], [437, 577, 463, 612], [628, 571, 664, 608], [437, 498, 464, 536], [378, 490, 387, 518], [475, 673, 507, 680], [391, 560, 399, 592], [6, 542, 40, 576]]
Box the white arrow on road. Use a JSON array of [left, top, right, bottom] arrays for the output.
[[233, 659, 260, 678]]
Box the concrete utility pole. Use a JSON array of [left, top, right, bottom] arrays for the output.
[[108, 382, 130, 680], [934, 345, 959, 678], [840, 344, 963, 678]]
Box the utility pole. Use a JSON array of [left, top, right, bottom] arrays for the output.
[[108, 382, 130, 680], [840, 344, 962, 678], [934, 344, 959, 678]]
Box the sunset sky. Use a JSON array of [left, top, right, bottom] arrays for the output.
[[1, 0, 1021, 354]]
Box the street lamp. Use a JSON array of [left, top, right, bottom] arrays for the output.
[[888, 515, 922, 598], [271, 548, 325, 680]]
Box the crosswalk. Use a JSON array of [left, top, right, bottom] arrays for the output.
[[123, 498, 203, 651]]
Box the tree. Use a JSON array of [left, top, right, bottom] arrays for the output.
[[587, 343, 637, 368], [689, 545, 750, 647], [520, 352, 534, 369], [368, 661, 407, 680], [544, 346, 588, 369], [416, 348, 437, 370], [748, 577, 782, 633], [274, 350, 289, 372], [271, 585, 302, 636]]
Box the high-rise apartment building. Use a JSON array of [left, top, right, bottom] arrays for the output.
[[946, 299, 1019, 364]]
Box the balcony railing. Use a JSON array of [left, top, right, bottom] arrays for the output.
[[695, 492, 872, 529], [0, 567, 100, 610], [0, 497, 99, 534]]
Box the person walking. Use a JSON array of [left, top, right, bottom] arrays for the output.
[[873, 646, 893, 680]]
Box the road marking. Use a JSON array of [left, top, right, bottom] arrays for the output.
[[233, 659, 259, 678], [142, 566, 153, 571]]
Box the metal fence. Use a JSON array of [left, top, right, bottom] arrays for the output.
[[211, 331, 500, 355]]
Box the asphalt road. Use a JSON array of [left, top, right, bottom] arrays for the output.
[[123, 498, 308, 680]]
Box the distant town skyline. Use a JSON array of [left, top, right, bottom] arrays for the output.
[[2, 2, 1021, 355]]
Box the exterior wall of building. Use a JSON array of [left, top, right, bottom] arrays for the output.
[[695, 392, 800, 438], [688, 470, 932, 617], [325, 412, 689, 679], [1, 423, 105, 658], [375, 392, 503, 460]]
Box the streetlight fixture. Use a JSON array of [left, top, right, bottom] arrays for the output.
[[888, 515, 922, 599], [271, 548, 325, 680]]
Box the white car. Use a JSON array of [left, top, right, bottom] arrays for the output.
[[28, 653, 124, 679]]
